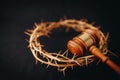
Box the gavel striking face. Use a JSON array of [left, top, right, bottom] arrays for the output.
[[67, 29, 99, 56]]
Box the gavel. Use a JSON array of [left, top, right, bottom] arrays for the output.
[[67, 29, 120, 75]]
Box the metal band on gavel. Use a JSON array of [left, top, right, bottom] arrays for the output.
[[67, 29, 120, 75]]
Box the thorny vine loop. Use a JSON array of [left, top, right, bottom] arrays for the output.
[[25, 19, 109, 73]]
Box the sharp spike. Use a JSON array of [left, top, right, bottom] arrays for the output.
[[72, 55, 76, 60], [75, 61, 81, 66], [34, 22, 38, 26], [66, 51, 68, 57], [26, 29, 33, 33], [63, 70, 65, 76], [46, 57, 50, 62], [56, 51, 61, 58], [85, 58, 88, 66], [62, 50, 68, 56], [105, 32, 109, 42], [24, 32, 31, 36], [96, 59, 101, 65], [36, 59, 38, 64], [58, 50, 62, 54], [71, 66, 73, 70], [46, 64, 50, 68], [108, 50, 119, 58], [91, 22, 96, 25], [50, 59, 53, 63], [25, 39, 29, 42]]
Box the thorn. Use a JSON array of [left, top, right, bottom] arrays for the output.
[[58, 67, 60, 71], [63, 70, 65, 76], [46, 64, 50, 68], [33, 25, 37, 28], [91, 21, 96, 25], [56, 51, 61, 58], [54, 60, 59, 67], [36, 60, 38, 64], [85, 58, 88, 66], [41, 45, 44, 47], [46, 57, 50, 62], [97, 59, 101, 65], [76, 61, 81, 66], [105, 33, 109, 41], [65, 27, 70, 32], [25, 39, 29, 42], [96, 26, 101, 29], [108, 50, 119, 58], [62, 50, 68, 56], [66, 51, 69, 57], [26, 29, 33, 33], [50, 59, 53, 63], [54, 60, 57, 64], [88, 58, 94, 64], [71, 66, 73, 70], [34, 22, 38, 27], [35, 52, 38, 64], [58, 50, 62, 54], [41, 62, 43, 64], [72, 55, 76, 60], [24, 32, 31, 36]]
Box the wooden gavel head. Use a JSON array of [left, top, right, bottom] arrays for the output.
[[67, 29, 99, 56]]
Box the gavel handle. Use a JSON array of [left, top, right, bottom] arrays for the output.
[[89, 45, 120, 75]]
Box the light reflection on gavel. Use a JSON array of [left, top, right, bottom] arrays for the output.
[[67, 29, 120, 75]]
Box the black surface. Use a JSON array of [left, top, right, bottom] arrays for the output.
[[0, 0, 120, 80]]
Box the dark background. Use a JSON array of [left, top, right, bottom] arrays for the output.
[[0, 0, 120, 80]]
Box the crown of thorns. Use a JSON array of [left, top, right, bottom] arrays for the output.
[[25, 19, 109, 73]]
